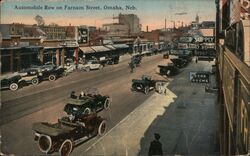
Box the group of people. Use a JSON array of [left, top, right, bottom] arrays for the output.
[[70, 91, 86, 99]]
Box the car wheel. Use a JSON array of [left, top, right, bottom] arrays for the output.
[[31, 78, 39, 85], [144, 86, 149, 95], [49, 75, 56, 81], [104, 98, 111, 110], [86, 67, 90, 72], [9, 83, 18, 91], [99, 65, 103, 70], [38, 134, 52, 153], [84, 108, 91, 115], [166, 70, 171, 76], [59, 139, 73, 156], [98, 120, 107, 136]]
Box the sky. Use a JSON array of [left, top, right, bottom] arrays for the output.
[[0, 0, 216, 31]]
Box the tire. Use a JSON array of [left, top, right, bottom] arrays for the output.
[[144, 86, 149, 95], [38, 135, 52, 153], [104, 98, 110, 110], [99, 65, 103, 70], [31, 78, 39, 85], [49, 75, 56, 81], [166, 70, 171, 76], [98, 120, 107, 136], [85, 67, 90, 72], [83, 108, 91, 115], [9, 83, 18, 91], [59, 139, 73, 156]]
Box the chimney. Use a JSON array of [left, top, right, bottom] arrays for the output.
[[146, 25, 148, 32]]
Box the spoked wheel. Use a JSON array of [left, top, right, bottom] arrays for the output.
[[104, 98, 111, 110], [84, 108, 91, 115], [9, 83, 18, 91], [85, 67, 90, 72], [99, 65, 103, 70], [49, 75, 56, 81], [59, 139, 73, 156], [144, 86, 149, 95], [31, 78, 39, 85], [98, 120, 107, 136], [38, 135, 52, 153]]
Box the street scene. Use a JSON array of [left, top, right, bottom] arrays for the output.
[[0, 0, 250, 156]]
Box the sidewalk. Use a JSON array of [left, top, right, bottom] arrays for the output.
[[71, 61, 220, 156], [79, 92, 175, 156]]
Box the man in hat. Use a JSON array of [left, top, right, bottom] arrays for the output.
[[148, 133, 163, 156], [70, 91, 77, 99]]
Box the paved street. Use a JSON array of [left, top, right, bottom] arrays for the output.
[[1, 54, 170, 155], [0, 54, 220, 155], [77, 60, 220, 156]]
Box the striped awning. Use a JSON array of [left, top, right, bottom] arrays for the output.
[[112, 44, 129, 49], [79, 47, 95, 54], [91, 46, 110, 52], [105, 45, 116, 50]]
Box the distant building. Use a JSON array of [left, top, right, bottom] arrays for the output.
[[200, 21, 215, 28], [40, 25, 66, 40], [118, 13, 141, 34], [102, 23, 129, 36]]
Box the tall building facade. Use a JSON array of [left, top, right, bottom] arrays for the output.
[[118, 13, 141, 34], [215, 0, 250, 155]]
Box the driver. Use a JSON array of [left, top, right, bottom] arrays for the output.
[[68, 114, 75, 122], [79, 91, 85, 99]]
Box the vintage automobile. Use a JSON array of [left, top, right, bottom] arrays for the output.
[[106, 55, 120, 65], [131, 55, 142, 67], [39, 66, 65, 81], [78, 60, 103, 72], [178, 54, 192, 62], [32, 113, 107, 155], [26, 65, 65, 81], [158, 64, 180, 76], [64, 93, 111, 116], [170, 58, 188, 68], [1, 74, 23, 91], [131, 75, 156, 94], [18, 68, 40, 85]]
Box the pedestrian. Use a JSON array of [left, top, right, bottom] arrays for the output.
[[148, 133, 163, 156], [70, 91, 77, 99], [129, 62, 134, 73], [195, 57, 198, 63]]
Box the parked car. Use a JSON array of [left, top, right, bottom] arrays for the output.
[[32, 113, 107, 155], [78, 60, 103, 72], [106, 55, 120, 65], [18, 68, 40, 85], [64, 93, 111, 116], [26, 65, 65, 81], [1, 74, 23, 91], [170, 58, 188, 68], [39, 67, 65, 81], [131, 75, 156, 94], [158, 64, 180, 76]]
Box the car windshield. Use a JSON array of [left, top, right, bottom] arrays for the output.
[[142, 75, 151, 80]]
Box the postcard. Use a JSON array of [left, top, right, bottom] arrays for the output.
[[0, 0, 249, 155]]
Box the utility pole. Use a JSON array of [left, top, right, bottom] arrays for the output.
[[165, 18, 167, 29]]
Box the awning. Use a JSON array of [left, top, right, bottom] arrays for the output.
[[79, 47, 95, 54], [91, 46, 110, 52], [112, 44, 129, 49], [105, 45, 116, 50]]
